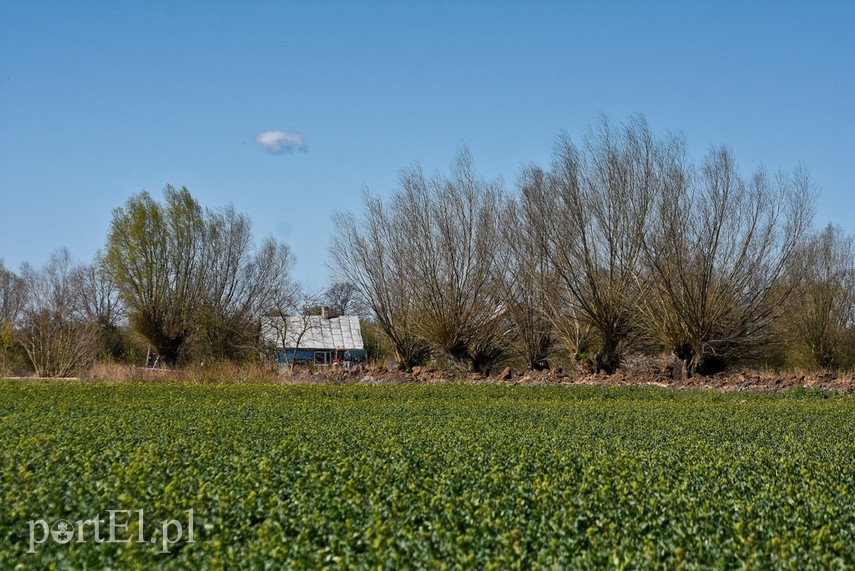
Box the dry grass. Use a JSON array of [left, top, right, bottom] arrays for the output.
[[183, 360, 282, 383], [83, 360, 284, 383], [40, 356, 855, 392], [84, 362, 183, 382]]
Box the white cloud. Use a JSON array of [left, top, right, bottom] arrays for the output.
[[255, 130, 307, 155]]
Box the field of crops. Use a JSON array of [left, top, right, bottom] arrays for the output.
[[1, 381, 853, 569]]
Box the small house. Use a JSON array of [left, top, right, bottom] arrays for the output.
[[262, 314, 365, 367]]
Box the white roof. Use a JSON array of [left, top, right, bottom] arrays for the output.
[[262, 315, 364, 350]]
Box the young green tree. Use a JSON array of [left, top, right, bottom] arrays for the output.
[[105, 187, 205, 365], [0, 259, 26, 373], [106, 186, 294, 365]]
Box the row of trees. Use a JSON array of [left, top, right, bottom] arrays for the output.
[[1, 186, 309, 376], [331, 116, 854, 376], [2, 116, 853, 377], [0, 181, 374, 377]]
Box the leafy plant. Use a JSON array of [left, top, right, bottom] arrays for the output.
[[0, 382, 852, 568]]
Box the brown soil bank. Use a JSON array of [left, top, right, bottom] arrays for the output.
[[284, 363, 855, 393]]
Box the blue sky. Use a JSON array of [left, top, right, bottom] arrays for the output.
[[2, 1, 853, 288]]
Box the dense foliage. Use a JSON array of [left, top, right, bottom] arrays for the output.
[[1, 382, 853, 568]]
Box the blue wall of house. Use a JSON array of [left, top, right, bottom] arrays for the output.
[[278, 349, 316, 363]]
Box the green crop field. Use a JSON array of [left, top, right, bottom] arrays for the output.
[[1, 381, 853, 569]]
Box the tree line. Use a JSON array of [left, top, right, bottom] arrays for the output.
[[1, 116, 853, 377], [1, 187, 304, 376], [331, 116, 854, 376]]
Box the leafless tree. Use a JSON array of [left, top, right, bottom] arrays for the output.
[[642, 149, 815, 376], [497, 191, 556, 369], [18, 249, 100, 377], [324, 281, 359, 317], [331, 191, 430, 369], [515, 168, 595, 368], [781, 224, 855, 370], [73, 253, 129, 362], [195, 206, 296, 360], [394, 150, 508, 372], [264, 287, 322, 372], [76, 254, 123, 328], [0, 259, 26, 326], [523, 117, 666, 373]]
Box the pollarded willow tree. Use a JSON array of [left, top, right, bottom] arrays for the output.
[[397, 150, 507, 372], [105, 186, 295, 365], [331, 192, 431, 369], [331, 149, 507, 372], [522, 116, 675, 373], [782, 224, 855, 370], [497, 188, 556, 370], [641, 149, 815, 376]]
